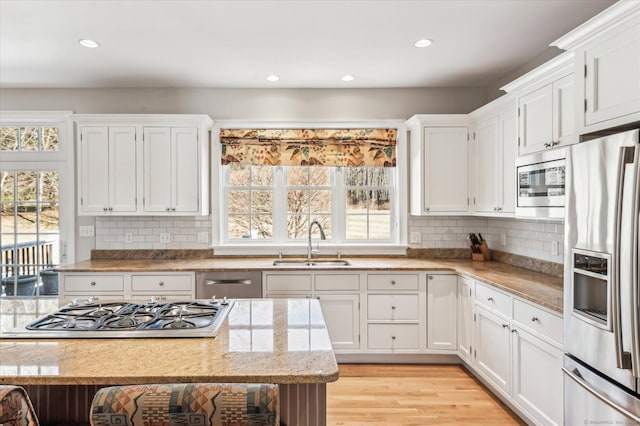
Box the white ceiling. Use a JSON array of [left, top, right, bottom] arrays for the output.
[[0, 0, 617, 89]]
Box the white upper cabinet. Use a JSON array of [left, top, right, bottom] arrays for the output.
[[470, 95, 517, 216], [406, 115, 470, 215], [502, 52, 576, 156], [74, 115, 212, 216], [78, 126, 137, 215], [143, 127, 201, 214], [552, 2, 640, 133]]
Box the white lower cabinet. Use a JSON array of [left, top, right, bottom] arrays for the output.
[[427, 274, 457, 350], [367, 323, 420, 350], [457, 276, 474, 363], [316, 294, 359, 350], [472, 281, 563, 426]]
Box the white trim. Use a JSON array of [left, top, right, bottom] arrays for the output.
[[211, 119, 407, 253], [469, 93, 516, 122], [551, 0, 640, 51], [72, 114, 213, 127], [499, 51, 575, 94]]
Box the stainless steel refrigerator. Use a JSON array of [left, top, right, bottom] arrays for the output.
[[564, 128, 640, 423]]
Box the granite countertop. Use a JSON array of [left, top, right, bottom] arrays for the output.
[[56, 257, 564, 312], [0, 299, 339, 386]]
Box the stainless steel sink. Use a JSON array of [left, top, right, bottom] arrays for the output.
[[272, 259, 350, 267]]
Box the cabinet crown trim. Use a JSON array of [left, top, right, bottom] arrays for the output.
[[500, 51, 574, 94], [551, 1, 640, 51], [72, 114, 213, 128]]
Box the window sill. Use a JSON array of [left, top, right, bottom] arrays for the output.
[[212, 243, 408, 257]]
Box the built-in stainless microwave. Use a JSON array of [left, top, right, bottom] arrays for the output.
[[515, 148, 566, 219]]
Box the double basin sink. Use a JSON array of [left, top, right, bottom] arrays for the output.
[[272, 258, 351, 267]]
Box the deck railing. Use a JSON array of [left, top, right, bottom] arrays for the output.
[[1, 240, 55, 278]]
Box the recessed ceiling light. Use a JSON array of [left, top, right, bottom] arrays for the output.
[[341, 75, 355, 82], [414, 39, 433, 48], [266, 75, 279, 82], [79, 39, 100, 48]]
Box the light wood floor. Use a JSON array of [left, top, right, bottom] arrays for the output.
[[326, 364, 526, 425]]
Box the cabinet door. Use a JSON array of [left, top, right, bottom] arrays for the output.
[[552, 74, 575, 148], [79, 127, 110, 213], [473, 117, 499, 213], [172, 127, 200, 213], [427, 274, 457, 350], [518, 85, 553, 155], [499, 109, 517, 214], [585, 21, 640, 126], [475, 305, 511, 395], [316, 294, 359, 350], [108, 127, 137, 212], [424, 127, 468, 213], [512, 326, 563, 426], [143, 127, 172, 212], [457, 276, 474, 363]]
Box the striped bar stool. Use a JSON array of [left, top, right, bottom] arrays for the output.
[[0, 385, 40, 426], [90, 383, 279, 426]]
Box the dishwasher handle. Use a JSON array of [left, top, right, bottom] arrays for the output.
[[205, 279, 253, 285]]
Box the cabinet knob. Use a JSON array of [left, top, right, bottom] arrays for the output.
[[109, 207, 113, 211], [391, 280, 396, 285], [391, 305, 396, 310], [511, 329, 518, 333], [172, 207, 176, 211], [166, 207, 171, 211], [391, 336, 396, 340], [428, 275, 433, 280], [497, 207, 502, 211], [316, 296, 320, 300], [103, 207, 108, 211], [425, 207, 430, 212], [502, 323, 509, 328], [159, 281, 164, 286], [487, 297, 494, 302], [90, 281, 96, 286], [531, 316, 539, 322]]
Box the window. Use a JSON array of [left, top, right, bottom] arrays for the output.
[[0, 111, 73, 330], [222, 165, 396, 244]]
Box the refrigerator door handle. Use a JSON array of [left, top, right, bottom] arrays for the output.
[[563, 366, 640, 422], [632, 147, 640, 378], [615, 146, 640, 374]]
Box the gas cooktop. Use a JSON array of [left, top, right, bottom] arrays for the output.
[[3, 298, 234, 339]]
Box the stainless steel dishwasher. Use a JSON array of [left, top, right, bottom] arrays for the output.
[[195, 271, 262, 299]]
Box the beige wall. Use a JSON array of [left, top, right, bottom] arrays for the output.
[[0, 87, 487, 119]]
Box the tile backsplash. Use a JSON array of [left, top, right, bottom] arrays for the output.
[[95, 216, 212, 250], [408, 216, 564, 263]]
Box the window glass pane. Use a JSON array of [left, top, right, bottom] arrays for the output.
[[370, 189, 391, 212], [252, 215, 272, 239], [16, 204, 38, 233], [227, 190, 249, 213], [309, 190, 331, 213], [228, 215, 250, 239], [0, 205, 15, 234], [346, 190, 368, 211], [40, 202, 59, 233], [19, 127, 39, 151], [41, 128, 59, 152], [287, 215, 309, 239], [309, 168, 331, 186], [251, 190, 272, 214], [287, 167, 308, 186], [0, 128, 18, 151], [287, 190, 309, 214], [345, 215, 367, 239], [314, 216, 331, 239], [17, 172, 37, 201], [251, 166, 273, 186], [228, 164, 250, 186], [368, 167, 390, 187], [1, 171, 15, 202], [39, 172, 59, 202], [344, 168, 368, 186], [369, 215, 390, 239]]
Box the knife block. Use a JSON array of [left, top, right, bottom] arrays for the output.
[[471, 241, 492, 261]]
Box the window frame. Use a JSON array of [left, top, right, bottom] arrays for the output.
[[0, 111, 75, 266], [212, 120, 408, 256]]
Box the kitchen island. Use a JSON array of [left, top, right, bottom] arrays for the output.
[[0, 298, 338, 425]]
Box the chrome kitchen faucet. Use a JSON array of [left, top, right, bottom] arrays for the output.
[[307, 219, 326, 260]]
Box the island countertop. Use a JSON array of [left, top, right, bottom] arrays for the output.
[[55, 257, 563, 312], [0, 299, 339, 386]]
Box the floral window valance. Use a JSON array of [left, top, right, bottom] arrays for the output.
[[220, 128, 397, 167]]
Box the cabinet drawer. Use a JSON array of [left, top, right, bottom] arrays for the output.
[[475, 282, 511, 317], [367, 274, 419, 291], [513, 299, 563, 344], [131, 294, 192, 301], [131, 274, 192, 292], [63, 294, 125, 301], [315, 274, 360, 291], [265, 274, 312, 292], [63, 275, 124, 293], [367, 294, 419, 320], [367, 324, 420, 350]]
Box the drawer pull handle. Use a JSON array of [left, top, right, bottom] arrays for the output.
[[531, 316, 539, 322], [391, 280, 396, 285], [90, 281, 96, 286], [159, 282, 165, 286], [316, 296, 321, 300], [502, 323, 509, 328], [487, 297, 494, 302], [511, 329, 518, 333], [391, 305, 396, 310]]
